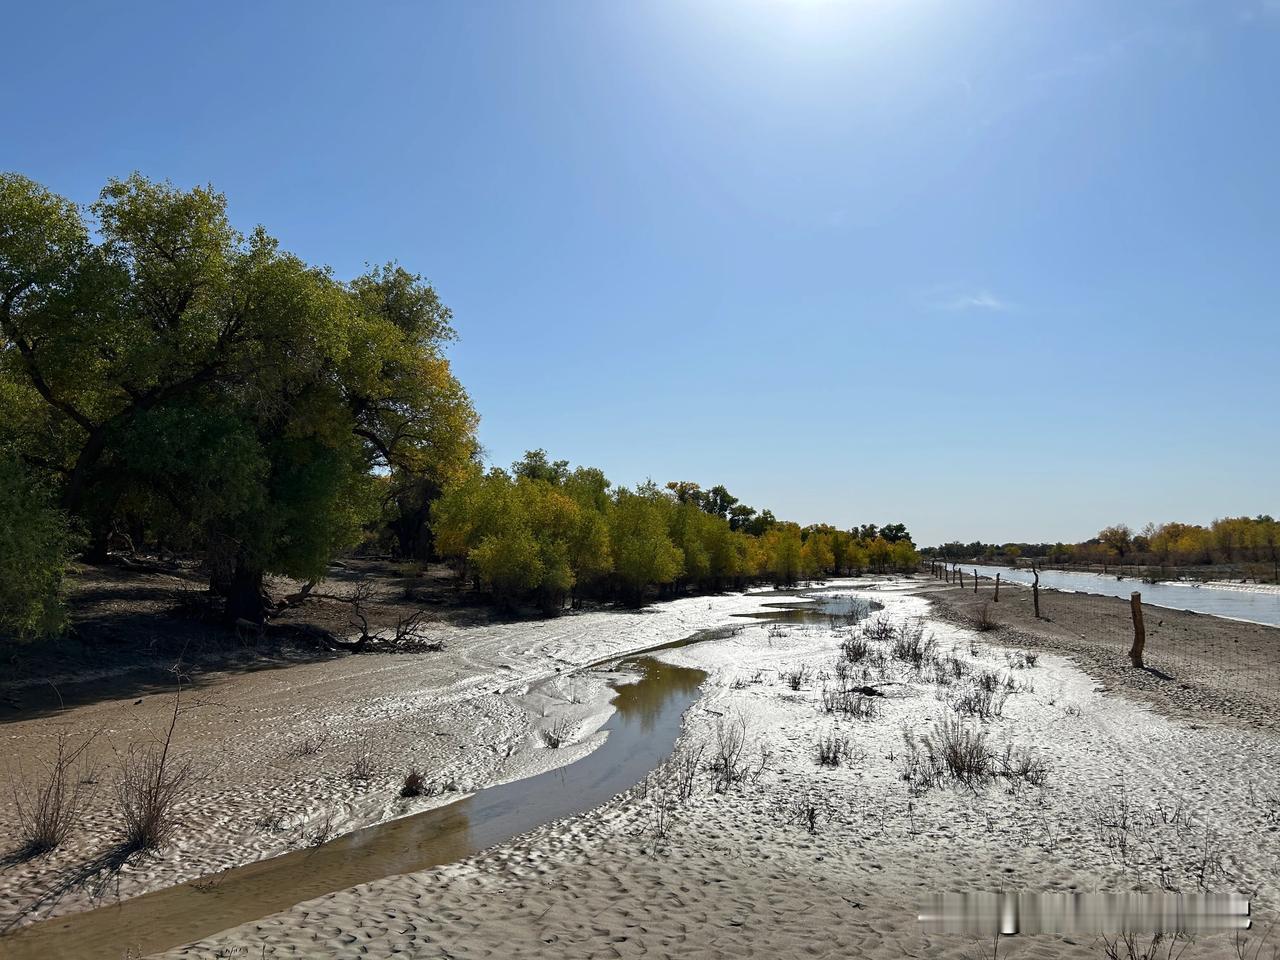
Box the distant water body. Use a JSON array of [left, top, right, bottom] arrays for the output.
[[963, 564, 1280, 628]]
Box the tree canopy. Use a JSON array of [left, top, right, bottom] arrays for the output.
[[0, 172, 477, 624], [433, 453, 919, 609]]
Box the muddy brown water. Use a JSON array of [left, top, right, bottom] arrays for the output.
[[0, 656, 706, 960]]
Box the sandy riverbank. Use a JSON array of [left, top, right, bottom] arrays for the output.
[[0, 584, 793, 932], [918, 579, 1280, 732], [151, 582, 1280, 960]]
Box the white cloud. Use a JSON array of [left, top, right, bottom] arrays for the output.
[[941, 291, 1012, 312]]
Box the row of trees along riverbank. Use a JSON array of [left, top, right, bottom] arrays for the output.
[[0, 172, 917, 640], [922, 516, 1280, 583], [430, 453, 920, 612]]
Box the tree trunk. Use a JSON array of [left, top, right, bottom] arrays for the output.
[[216, 557, 269, 624], [83, 521, 113, 564]]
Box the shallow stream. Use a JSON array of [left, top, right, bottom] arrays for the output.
[[1, 656, 707, 960]]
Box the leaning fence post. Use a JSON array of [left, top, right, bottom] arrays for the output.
[[1129, 591, 1146, 668], [1032, 566, 1041, 619], [973, 569, 978, 594], [994, 573, 1000, 602]]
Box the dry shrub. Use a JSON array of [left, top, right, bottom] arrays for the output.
[[116, 741, 193, 853], [997, 744, 1048, 787], [348, 736, 381, 780], [820, 686, 879, 719], [815, 732, 852, 768], [787, 793, 825, 835], [972, 601, 998, 632], [781, 665, 810, 691], [11, 731, 97, 857], [400, 769, 426, 797], [115, 681, 194, 854], [951, 684, 1009, 720], [540, 717, 574, 749], [891, 620, 938, 669], [841, 634, 870, 662], [291, 734, 326, 758], [863, 614, 896, 645], [710, 713, 751, 792], [920, 718, 992, 786], [903, 719, 1048, 793]]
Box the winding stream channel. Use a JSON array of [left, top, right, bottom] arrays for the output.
[[1, 655, 707, 960]]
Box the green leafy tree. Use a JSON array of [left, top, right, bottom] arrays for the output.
[[880, 522, 910, 544], [764, 524, 805, 586], [727, 503, 757, 532], [1097, 524, 1133, 560], [610, 485, 683, 605], [0, 455, 82, 638], [0, 173, 475, 621], [514, 449, 570, 485]]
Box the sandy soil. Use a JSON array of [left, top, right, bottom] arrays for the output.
[[0, 579, 789, 931], [918, 580, 1280, 732], [151, 583, 1280, 960]]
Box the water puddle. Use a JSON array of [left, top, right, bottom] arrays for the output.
[[734, 594, 882, 625], [1, 656, 707, 960]]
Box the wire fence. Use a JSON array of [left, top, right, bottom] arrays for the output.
[[922, 562, 1280, 723]]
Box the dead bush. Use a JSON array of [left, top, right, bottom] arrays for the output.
[[841, 634, 871, 662], [781, 665, 810, 691], [115, 682, 194, 854], [710, 713, 751, 792], [920, 718, 993, 786], [291, 734, 326, 758], [997, 745, 1048, 787], [672, 744, 705, 802], [891, 621, 938, 669], [972, 601, 998, 632], [951, 684, 1009, 720], [820, 686, 879, 719], [541, 717, 574, 749], [11, 731, 98, 857], [787, 793, 825, 835], [815, 732, 852, 768], [863, 614, 896, 644], [400, 769, 427, 797], [116, 742, 193, 853], [348, 736, 381, 781]]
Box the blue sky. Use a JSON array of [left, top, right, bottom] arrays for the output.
[[4, 1, 1277, 545]]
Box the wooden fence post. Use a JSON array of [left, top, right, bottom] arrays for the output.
[[1032, 566, 1041, 619], [973, 569, 978, 594], [1129, 592, 1145, 668], [994, 573, 1000, 602], [958, 568, 964, 589]]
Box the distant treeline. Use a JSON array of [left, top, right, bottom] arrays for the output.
[[427, 451, 918, 612], [0, 173, 915, 639], [922, 516, 1280, 580]]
